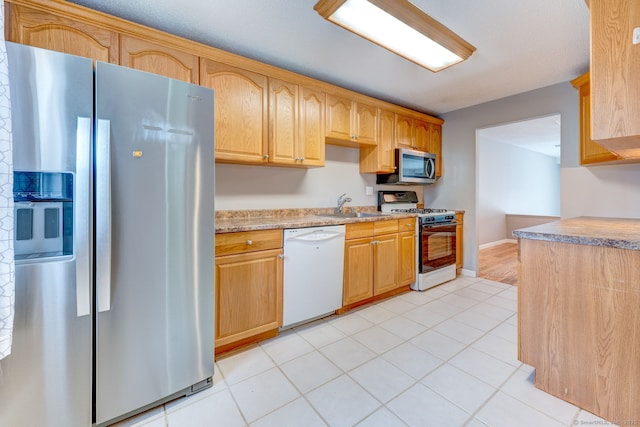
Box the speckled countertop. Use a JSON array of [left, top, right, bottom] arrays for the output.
[[214, 207, 412, 233], [513, 216, 640, 250]]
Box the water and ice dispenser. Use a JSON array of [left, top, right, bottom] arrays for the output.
[[13, 171, 74, 260]]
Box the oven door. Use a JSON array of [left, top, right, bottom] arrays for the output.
[[420, 221, 457, 273]]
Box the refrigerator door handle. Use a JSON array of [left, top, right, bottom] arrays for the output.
[[96, 118, 112, 312], [75, 117, 92, 317]]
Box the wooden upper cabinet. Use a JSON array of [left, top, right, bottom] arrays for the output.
[[269, 79, 325, 167], [7, 4, 118, 63], [571, 72, 621, 164], [360, 108, 395, 173], [590, 0, 640, 151], [394, 113, 442, 176], [395, 114, 414, 149], [298, 86, 325, 166], [269, 79, 299, 165], [326, 94, 354, 141], [413, 119, 430, 151], [120, 35, 199, 83], [200, 59, 269, 164], [355, 102, 378, 145], [428, 123, 443, 177], [326, 94, 377, 146]]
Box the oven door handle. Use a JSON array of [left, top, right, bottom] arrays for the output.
[[421, 221, 457, 229]]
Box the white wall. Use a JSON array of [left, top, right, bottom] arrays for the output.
[[424, 82, 580, 274], [478, 138, 560, 245], [561, 164, 640, 219], [426, 80, 640, 274], [215, 144, 424, 210]]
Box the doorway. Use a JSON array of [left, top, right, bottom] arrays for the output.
[[476, 114, 561, 284]]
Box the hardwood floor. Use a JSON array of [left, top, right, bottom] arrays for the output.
[[478, 241, 518, 286]]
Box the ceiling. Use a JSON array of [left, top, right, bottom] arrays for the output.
[[479, 115, 562, 159], [68, 0, 591, 116]]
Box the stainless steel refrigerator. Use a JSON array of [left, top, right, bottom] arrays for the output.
[[0, 42, 215, 426]]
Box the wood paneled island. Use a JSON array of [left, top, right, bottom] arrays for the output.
[[514, 217, 640, 424]]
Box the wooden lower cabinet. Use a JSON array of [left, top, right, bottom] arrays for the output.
[[343, 237, 375, 305], [342, 219, 412, 310], [215, 230, 283, 354], [455, 212, 464, 272], [398, 218, 416, 286], [373, 234, 399, 295]]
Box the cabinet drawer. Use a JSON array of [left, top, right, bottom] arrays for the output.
[[374, 219, 399, 235], [216, 229, 283, 256], [346, 222, 374, 239], [398, 218, 416, 233]]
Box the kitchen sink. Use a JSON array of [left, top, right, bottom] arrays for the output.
[[318, 212, 387, 218]]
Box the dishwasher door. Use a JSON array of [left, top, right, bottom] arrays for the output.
[[282, 225, 346, 328]]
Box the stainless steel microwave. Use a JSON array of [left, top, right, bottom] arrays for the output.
[[376, 148, 437, 185]]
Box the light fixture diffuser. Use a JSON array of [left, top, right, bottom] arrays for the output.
[[314, 0, 476, 72]]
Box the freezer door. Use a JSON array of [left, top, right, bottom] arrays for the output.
[[0, 43, 93, 426], [94, 62, 214, 425]]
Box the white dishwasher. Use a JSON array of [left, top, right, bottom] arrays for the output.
[[282, 225, 346, 329]]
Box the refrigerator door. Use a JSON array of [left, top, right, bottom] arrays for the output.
[[94, 62, 214, 425], [0, 43, 93, 426]]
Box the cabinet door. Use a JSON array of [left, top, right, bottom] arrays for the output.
[[378, 109, 396, 171], [455, 212, 464, 271], [343, 238, 374, 305], [373, 234, 398, 295], [269, 78, 299, 165], [413, 119, 430, 151], [360, 108, 395, 173], [355, 102, 378, 145], [8, 4, 118, 63], [120, 35, 199, 83], [591, 0, 640, 143], [215, 249, 283, 347], [398, 231, 416, 286], [571, 74, 620, 164], [326, 94, 354, 140], [395, 114, 413, 148], [428, 123, 443, 177], [299, 86, 326, 166], [201, 60, 268, 163]]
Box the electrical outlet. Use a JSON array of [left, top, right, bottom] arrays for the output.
[[365, 186, 373, 196], [634, 27, 640, 45]]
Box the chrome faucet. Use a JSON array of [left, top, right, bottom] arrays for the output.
[[337, 193, 352, 214]]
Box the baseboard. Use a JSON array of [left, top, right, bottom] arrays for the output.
[[460, 269, 477, 277], [479, 239, 517, 250]]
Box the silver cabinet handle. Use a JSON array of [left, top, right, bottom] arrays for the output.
[[96, 119, 112, 313], [75, 117, 92, 317], [246, 240, 253, 245], [406, 223, 414, 227], [300, 157, 305, 161], [278, 254, 285, 259], [263, 154, 269, 160]]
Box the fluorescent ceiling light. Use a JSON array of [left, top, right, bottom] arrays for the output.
[[314, 0, 476, 72]]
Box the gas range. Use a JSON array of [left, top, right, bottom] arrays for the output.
[[377, 191, 455, 224], [378, 190, 458, 291]]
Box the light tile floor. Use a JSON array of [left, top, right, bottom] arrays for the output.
[[114, 276, 619, 427]]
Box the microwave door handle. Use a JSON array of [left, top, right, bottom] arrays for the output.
[[96, 119, 112, 312], [75, 117, 91, 317]]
